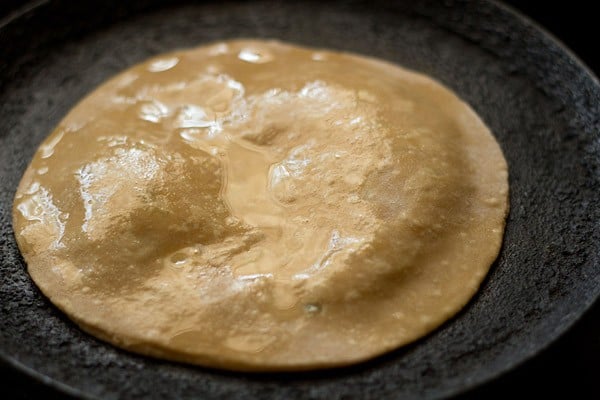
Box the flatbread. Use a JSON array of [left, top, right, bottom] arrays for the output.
[[12, 40, 509, 370]]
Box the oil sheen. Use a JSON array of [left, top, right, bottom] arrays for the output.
[[12, 39, 509, 370]]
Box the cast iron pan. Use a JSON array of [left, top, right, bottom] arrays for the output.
[[1, 0, 599, 399]]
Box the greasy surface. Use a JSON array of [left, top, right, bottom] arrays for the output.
[[0, 0, 598, 398], [12, 40, 508, 370]]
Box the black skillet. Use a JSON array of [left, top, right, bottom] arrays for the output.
[[1, 1, 599, 399]]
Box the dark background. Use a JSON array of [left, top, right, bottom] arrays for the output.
[[0, 0, 598, 399]]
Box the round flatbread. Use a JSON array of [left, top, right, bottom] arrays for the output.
[[13, 39, 508, 370]]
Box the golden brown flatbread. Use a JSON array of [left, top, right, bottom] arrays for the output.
[[13, 39, 508, 370]]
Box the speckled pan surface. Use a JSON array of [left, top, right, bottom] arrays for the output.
[[0, 0, 598, 399]]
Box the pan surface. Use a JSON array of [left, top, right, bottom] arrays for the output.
[[0, 0, 599, 399]]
